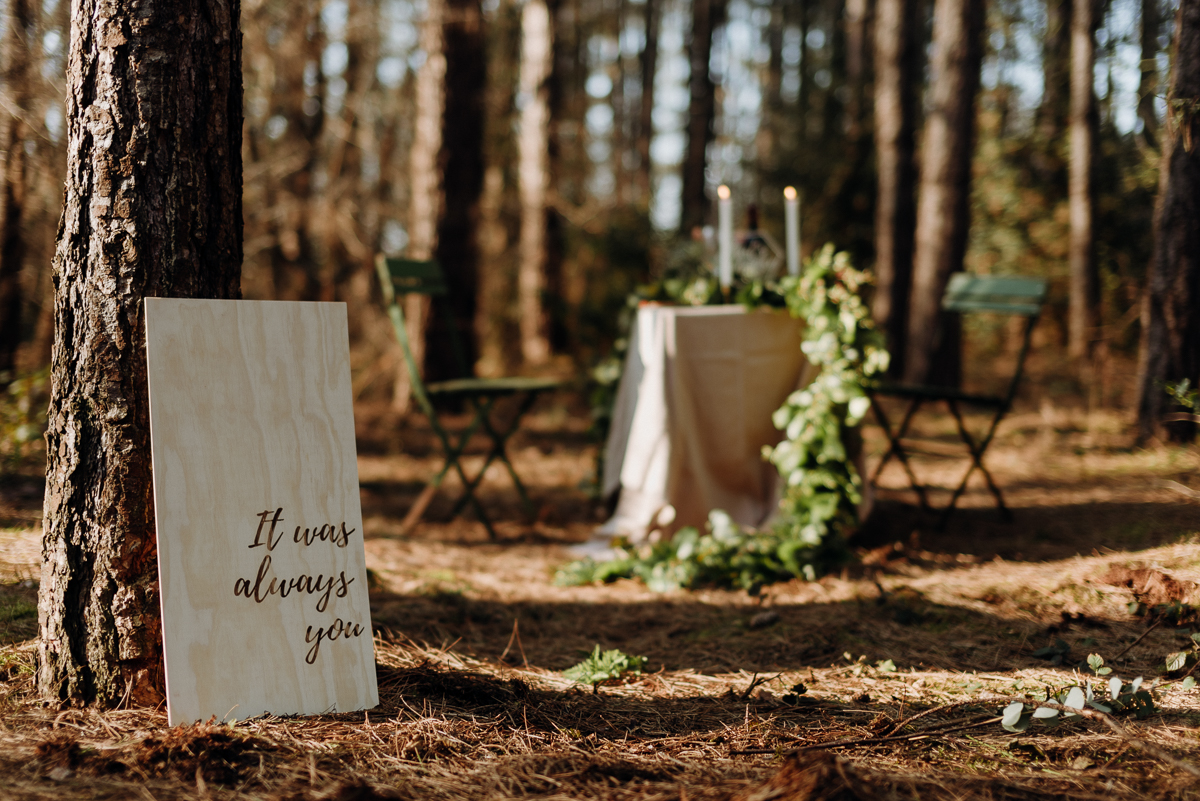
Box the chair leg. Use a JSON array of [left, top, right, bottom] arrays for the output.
[[869, 395, 931, 512], [450, 392, 540, 524], [939, 400, 1012, 528], [402, 408, 490, 534]]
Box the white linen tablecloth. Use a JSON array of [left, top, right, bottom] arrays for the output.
[[598, 304, 807, 542]]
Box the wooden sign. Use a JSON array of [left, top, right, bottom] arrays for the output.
[[145, 299, 378, 725]]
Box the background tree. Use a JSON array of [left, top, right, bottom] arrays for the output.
[[679, 0, 723, 234], [0, 0, 35, 378], [904, 0, 985, 385], [872, 0, 921, 377], [1136, 0, 1200, 442], [38, 0, 243, 705], [517, 0, 553, 365], [1068, 0, 1100, 358]]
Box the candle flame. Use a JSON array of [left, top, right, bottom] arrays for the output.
[[717, 185, 731, 200], [783, 186, 797, 201]]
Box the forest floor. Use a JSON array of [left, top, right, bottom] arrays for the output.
[[1, 383, 1200, 799]]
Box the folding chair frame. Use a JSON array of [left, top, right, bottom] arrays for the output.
[[868, 274, 1046, 526], [377, 256, 561, 539]]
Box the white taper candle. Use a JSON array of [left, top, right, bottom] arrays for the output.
[[717, 184, 732, 291], [784, 186, 800, 276]]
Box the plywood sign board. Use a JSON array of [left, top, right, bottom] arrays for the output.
[[145, 299, 378, 726]]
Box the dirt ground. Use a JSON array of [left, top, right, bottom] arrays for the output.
[[2, 381, 1200, 799]]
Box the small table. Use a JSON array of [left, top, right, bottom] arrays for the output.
[[597, 304, 806, 542]]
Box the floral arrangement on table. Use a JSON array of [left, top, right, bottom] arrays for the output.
[[565, 244, 890, 592]]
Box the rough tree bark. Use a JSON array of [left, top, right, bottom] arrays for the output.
[[679, 0, 722, 235], [38, 0, 242, 706], [0, 0, 35, 376], [517, 0, 553, 365], [1068, 0, 1100, 358], [872, 0, 921, 377], [1136, 0, 1200, 442], [903, 0, 984, 386]]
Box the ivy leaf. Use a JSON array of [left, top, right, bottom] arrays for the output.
[[1165, 652, 1189, 672]]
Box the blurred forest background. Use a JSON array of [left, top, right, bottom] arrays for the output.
[[0, 0, 1186, 426]]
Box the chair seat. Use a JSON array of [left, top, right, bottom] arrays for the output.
[[870, 382, 1006, 408], [425, 376, 566, 397]]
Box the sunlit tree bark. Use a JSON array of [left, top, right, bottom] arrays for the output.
[[39, 0, 242, 706], [517, 0, 553, 365], [1068, 0, 1100, 358], [904, 0, 984, 385], [1136, 0, 1200, 442]]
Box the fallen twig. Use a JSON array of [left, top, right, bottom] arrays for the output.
[[1110, 619, 1163, 662]]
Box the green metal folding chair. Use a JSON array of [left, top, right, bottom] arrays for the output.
[[376, 255, 564, 539], [868, 273, 1048, 526]]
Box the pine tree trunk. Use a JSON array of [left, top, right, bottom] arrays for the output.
[[395, 0, 447, 410], [431, 0, 486, 381], [39, 0, 242, 707], [872, 0, 920, 376], [636, 0, 660, 204], [679, 0, 721, 235], [1138, 0, 1160, 148], [1068, 0, 1099, 358], [0, 0, 34, 376], [1038, 0, 1073, 147], [903, 0, 984, 386], [517, 0, 553, 365], [1135, 0, 1200, 442]]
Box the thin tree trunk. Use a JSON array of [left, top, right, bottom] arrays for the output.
[[39, 0, 242, 706], [1038, 0, 1073, 146], [475, 166, 507, 378], [395, 0, 447, 410], [679, 0, 721, 235], [517, 0, 553, 365], [872, 0, 920, 377], [844, 0, 869, 142], [431, 0, 486, 381], [0, 0, 34, 377], [636, 0, 660, 204], [1135, 0, 1200, 442], [904, 0, 984, 386], [1139, 0, 1160, 148], [1068, 0, 1100, 358], [612, 0, 628, 205]]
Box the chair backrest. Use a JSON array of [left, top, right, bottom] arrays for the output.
[[375, 256, 448, 302], [941, 273, 1047, 316], [374, 254, 471, 393]]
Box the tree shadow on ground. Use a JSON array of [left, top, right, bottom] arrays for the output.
[[856, 498, 1199, 562], [367, 584, 1159, 679]]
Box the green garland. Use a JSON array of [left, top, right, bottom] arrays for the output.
[[563, 244, 888, 591]]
